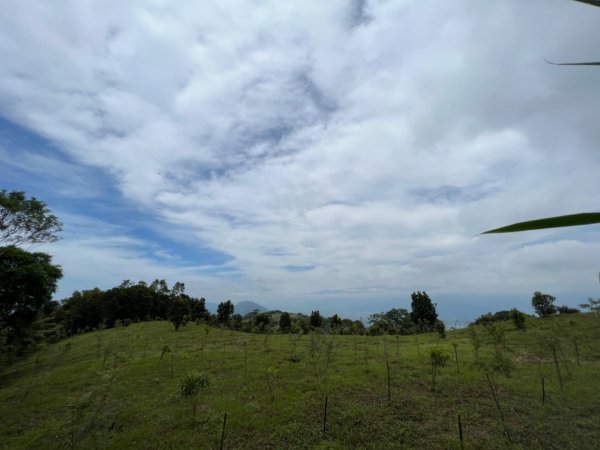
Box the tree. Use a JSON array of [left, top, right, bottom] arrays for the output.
[[169, 297, 191, 331], [531, 291, 557, 318], [217, 300, 234, 324], [510, 309, 527, 330], [410, 291, 438, 331], [369, 308, 414, 335], [309, 310, 322, 329], [254, 312, 270, 331], [0, 246, 62, 350], [580, 298, 600, 323], [279, 312, 292, 333], [329, 314, 342, 332], [0, 190, 62, 248], [190, 297, 209, 322]]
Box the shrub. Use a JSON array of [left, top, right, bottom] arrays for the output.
[[434, 320, 446, 338], [557, 305, 580, 315], [179, 372, 209, 425], [429, 346, 449, 390], [510, 309, 527, 330]]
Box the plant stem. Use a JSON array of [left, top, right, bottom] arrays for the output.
[[323, 396, 328, 437], [386, 360, 391, 401], [485, 372, 511, 443], [541, 375, 546, 404], [458, 414, 464, 450], [220, 413, 227, 450], [551, 344, 563, 391]]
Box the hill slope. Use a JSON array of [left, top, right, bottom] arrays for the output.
[[1, 314, 600, 449]]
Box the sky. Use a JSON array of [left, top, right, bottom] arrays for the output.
[[1, 0, 600, 324]]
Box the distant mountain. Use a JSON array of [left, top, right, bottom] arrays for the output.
[[235, 301, 267, 316]]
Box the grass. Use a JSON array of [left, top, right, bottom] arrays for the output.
[[1, 314, 600, 449]]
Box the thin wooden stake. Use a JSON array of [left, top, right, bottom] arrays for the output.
[[551, 345, 563, 391], [386, 360, 391, 401], [244, 341, 248, 384], [541, 376, 546, 404], [458, 414, 464, 450], [453, 343, 459, 373], [323, 396, 328, 437], [220, 413, 227, 450]]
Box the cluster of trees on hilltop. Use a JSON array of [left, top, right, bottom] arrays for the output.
[[55, 280, 212, 334], [235, 309, 366, 335], [368, 291, 445, 336]]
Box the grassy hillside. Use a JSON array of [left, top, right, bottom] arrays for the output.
[[1, 313, 599, 449]]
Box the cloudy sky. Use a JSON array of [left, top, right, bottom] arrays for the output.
[[1, 0, 600, 323]]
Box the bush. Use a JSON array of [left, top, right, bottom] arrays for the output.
[[434, 320, 446, 338], [510, 309, 527, 330], [429, 346, 449, 390], [180, 372, 209, 424], [471, 310, 512, 326], [557, 305, 580, 315]]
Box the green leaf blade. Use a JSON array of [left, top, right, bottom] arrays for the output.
[[482, 212, 600, 234], [573, 0, 600, 8]]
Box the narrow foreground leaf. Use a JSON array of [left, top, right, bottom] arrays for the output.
[[545, 58, 600, 66], [483, 212, 600, 234], [572, 0, 600, 8]]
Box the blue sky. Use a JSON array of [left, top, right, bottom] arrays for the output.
[[1, 0, 600, 324]]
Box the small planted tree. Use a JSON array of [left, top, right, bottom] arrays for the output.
[[429, 346, 449, 391], [475, 351, 515, 443], [434, 320, 446, 339], [468, 326, 481, 359], [179, 372, 209, 425], [265, 366, 278, 401]]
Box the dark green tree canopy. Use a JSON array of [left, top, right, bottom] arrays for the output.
[[254, 312, 270, 330], [368, 307, 414, 335], [217, 300, 234, 324], [410, 291, 438, 330], [329, 314, 342, 331], [309, 310, 322, 329], [0, 246, 62, 346], [279, 312, 292, 332], [531, 291, 557, 318], [0, 190, 63, 248], [169, 297, 191, 331]]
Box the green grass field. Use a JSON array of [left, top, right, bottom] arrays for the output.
[[1, 313, 599, 449]]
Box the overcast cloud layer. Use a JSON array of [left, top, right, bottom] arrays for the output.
[[1, 0, 600, 322]]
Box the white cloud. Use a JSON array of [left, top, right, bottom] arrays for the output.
[[2, 0, 600, 318]]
